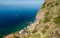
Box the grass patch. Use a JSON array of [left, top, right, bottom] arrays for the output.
[[45, 12, 49, 16], [43, 17, 50, 23], [54, 17, 60, 24], [57, 0, 60, 4], [41, 29, 46, 34], [43, 12, 50, 23], [54, 16, 60, 27], [32, 29, 37, 34]]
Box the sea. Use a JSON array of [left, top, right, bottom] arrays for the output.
[[0, 0, 44, 36]]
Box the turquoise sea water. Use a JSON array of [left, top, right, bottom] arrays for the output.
[[0, 0, 44, 35]]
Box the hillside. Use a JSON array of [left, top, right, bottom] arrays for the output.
[[5, 0, 60, 38]]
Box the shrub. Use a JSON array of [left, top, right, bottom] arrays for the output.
[[42, 2, 46, 8], [41, 29, 46, 34], [32, 29, 37, 33], [54, 16, 60, 27], [43, 17, 50, 23], [43, 12, 50, 23]]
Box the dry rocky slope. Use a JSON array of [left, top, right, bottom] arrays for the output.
[[5, 0, 60, 38]]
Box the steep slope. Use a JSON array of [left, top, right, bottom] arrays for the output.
[[5, 0, 60, 38], [19, 0, 60, 38]]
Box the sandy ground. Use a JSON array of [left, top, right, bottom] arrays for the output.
[[5, 34, 14, 38]]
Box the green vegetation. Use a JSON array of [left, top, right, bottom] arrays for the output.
[[41, 25, 49, 34], [43, 12, 50, 23], [43, 17, 50, 23], [42, 2, 46, 8], [47, 2, 54, 7], [32, 26, 37, 33], [41, 29, 46, 34], [54, 16, 60, 27], [57, 0, 60, 4], [14, 36, 19, 38], [32, 29, 37, 34], [45, 12, 49, 16], [54, 16, 60, 24], [55, 2, 59, 6]]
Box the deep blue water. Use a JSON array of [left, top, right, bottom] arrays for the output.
[[0, 4, 39, 27], [0, 0, 44, 35], [0, 4, 41, 35]]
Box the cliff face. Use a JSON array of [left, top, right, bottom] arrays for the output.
[[20, 0, 60, 38], [5, 0, 60, 38]]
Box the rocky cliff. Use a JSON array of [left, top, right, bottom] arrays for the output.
[[20, 0, 60, 38], [5, 0, 60, 38]]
